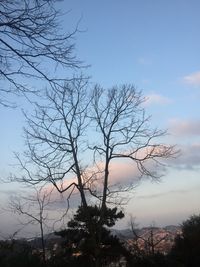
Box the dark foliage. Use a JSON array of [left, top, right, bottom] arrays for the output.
[[53, 205, 125, 267], [0, 239, 43, 267], [169, 214, 200, 267]]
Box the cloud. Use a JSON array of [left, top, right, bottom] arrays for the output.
[[48, 191, 81, 210], [183, 71, 200, 86], [170, 143, 200, 170], [145, 93, 172, 106], [169, 118, 200, 136], [165, 119, 200, 169], [0, 190, 19, 196], [41, 162, 140, 210], [137, 188, 197, 200], [138, 57, 152, 65], [46, 158, 164, 208], [39, 144, 175, 210], [109, 161, 140, 185]]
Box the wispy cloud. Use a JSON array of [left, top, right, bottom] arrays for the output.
[[137, 188, 193, 200], [183, 71, 200, 86], [138, 57, 152, 66], [167, 118, 200, 169], [40, 162, 141, 210], [170, 143, 200, 170], [109, 161, 140, 185], [145, 93, 172, 106], [45, 157, 165, 208], [169, 118, 200, 136]]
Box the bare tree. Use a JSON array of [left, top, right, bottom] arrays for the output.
[[14, 81, 176, 210], [129, 217, 169, 256], [13, 81, 176, 266], [0, 0, 81, 106], [90, 85, 176, 225], [13, 78, 90, 211], [9, 186, 53, 263]]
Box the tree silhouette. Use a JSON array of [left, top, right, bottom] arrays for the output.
[[9, 186, 53, 263], [13, 81, 177, 266], [54, 205, 125, 267], [170, 214, 200, 267], [0, 239, 43, 267]]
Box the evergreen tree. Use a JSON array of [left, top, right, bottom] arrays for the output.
[[54, 205, 125, 267], [170, 214, 200, 267]]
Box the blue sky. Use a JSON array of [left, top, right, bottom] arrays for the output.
[[0, 0, 200, 234]]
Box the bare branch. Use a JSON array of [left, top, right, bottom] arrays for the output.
[[0, 0, 83, 106], [12, 83, 177, 244], [8, 185, 54, 262]]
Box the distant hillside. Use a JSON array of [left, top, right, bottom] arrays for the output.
[[111, 225, 181, 240], [111, 225, 182, 254], [27, 225, 181, 254]]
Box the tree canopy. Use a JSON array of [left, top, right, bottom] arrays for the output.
[[170, 214, 200, 267]]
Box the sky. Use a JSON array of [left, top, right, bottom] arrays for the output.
[[0, 0, 200, 236]]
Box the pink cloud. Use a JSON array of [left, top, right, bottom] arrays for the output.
[[169, 118, 200, 136], [94, 154, 166, 189], [145, 93, 172, 106], [170, 143, 200, 170], [109, 161, 141, 185], [183, 71, 200, 86], [42, 146, 172, 208]]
